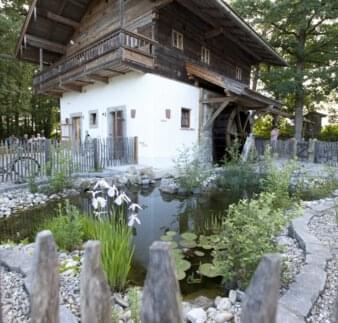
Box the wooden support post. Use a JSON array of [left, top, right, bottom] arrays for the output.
[[30, 231, 59, 323], [80, 241, 112, 323], [141, 242, 184, 323], [291, 138, 298, 159], [134, 136, 139, 164], [39, 48, 43, 71], [241, 254, 281, 323]]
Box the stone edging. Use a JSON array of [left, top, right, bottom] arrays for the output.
[[277, 202, 333, 323], [0, 245, 77, 323]]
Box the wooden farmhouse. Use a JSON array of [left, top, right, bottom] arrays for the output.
[[16, 0, 287, 167]]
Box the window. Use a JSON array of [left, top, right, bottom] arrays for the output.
[[165, 109, 171, 120], [172, 30, 184, 50], [181, 108, 191, 128], [236, 66, 242, 81], [201, 47, 210, 65], [89, 111, 98, 128]]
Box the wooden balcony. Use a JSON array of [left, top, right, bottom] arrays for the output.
[[33, 29, 156, 95]]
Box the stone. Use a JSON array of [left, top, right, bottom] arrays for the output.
[[214, 311, 234, 323], [80, 241, 112, 323], [214, 297, 231, 311], [159, 178, 179, 195], [30, 231, 59, 323], [228, 290, 237, 304], [191, 296, 214, 310], [114, 294, 128, 308], [186, 308, 207, 323]]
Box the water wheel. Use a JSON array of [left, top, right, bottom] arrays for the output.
[[213, 106, 251, 162]]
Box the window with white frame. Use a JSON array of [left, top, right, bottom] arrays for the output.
[[201, 47, 210, 65], [236, 66, 242, 81], [172, 30, 184, 50], [89, 111, 98, 128]]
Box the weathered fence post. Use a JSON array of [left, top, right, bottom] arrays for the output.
[[30, 230, 59, 323], [308, 138, 317, 163], [45, 139, 52, 176], [80, 241, 112, 323], [141, 241, 184, 323], [241, 254, 281, 323], [93, 138, 100, 171], [291, 138, 298, 159]]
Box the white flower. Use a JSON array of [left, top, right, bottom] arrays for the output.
[[107, 185, 119, 198], [96, 197, 107, 209], [128, 203, 143, 212], [93, 179, 111, 190], [128, 213, 141, 227], [89, 191, 107, 210], [114, 192, 131, 206]]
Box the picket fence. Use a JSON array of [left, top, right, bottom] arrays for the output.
[[0, 230, 284, 323], [255, 138, 338, 166], [0, 137, 137, 184]]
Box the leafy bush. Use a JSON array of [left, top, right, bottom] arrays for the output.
[[215, 192, 289, 287], [253, 115, 294, 139], [174, 146, 210, 192], [40, 201, 84, 251], [319, 124, 338, 142], [27, 174, 39, 193], [82, 213, 134, 291]]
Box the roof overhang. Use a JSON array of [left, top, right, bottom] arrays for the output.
[[16, 0, 91, 65]]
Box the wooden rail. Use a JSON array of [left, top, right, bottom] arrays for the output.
[[0, 232, 283, 323], [33, 29, 156, 89]]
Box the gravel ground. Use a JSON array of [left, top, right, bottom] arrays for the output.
[[307, 205, 338, 323]]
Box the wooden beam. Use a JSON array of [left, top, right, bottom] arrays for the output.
[[26, 34, 66, 54], [205, 27, 224, 39], [202, 96, 231, 104], [38, 9, 80, 29], [203, 98, 236, 130], [58, 84, 83, 93], [87, 74, 110, 84]]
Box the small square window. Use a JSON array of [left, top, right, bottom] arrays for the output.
[[131, 109, 136, 119], [165, 109, 171, 119], [181, 108, 191, 129], [236, 67, 242, 81], [89, 111, 98, 128], [201, 47, 210, 65], [172, 30, 184, 50]]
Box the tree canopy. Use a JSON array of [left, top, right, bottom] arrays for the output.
[[231, 0, 338, 140], [0, 0, 59, 139]]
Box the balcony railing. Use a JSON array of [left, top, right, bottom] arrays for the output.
[[33, 29, 156, 88]]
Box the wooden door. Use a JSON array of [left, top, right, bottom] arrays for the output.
[[72, 117, 81, 145]]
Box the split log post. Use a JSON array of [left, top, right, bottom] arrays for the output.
[[291, 138, 298, 159], [308, 139, 317, 163], [30, 230, 59, 323], [241, 254, 281, 323], [141, 241, 184, 323], [93, 138, 100, 171], [80, 241, 112, 323], [44, 139, 52, 176]]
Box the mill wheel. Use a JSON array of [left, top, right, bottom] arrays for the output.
[[225, 108, 251, 147], [213, 106, 251, 163]]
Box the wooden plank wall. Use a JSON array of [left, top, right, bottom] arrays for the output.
[[155, 2, 252, 85]]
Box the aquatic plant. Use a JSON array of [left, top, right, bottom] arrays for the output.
[[128, 287, 141, 323]]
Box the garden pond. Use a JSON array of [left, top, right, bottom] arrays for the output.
[[0, 184, 260, 299]]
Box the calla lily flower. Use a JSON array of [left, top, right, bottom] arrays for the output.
[[94, 179, 111, 190], [129, 203, 143, 212], [128, 213, 141, 227], [107, 185, 119, 198], [114, 192, 131, 206]]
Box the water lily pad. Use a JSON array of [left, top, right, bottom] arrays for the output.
[[180, 240, 197, 249], [181, 232, 197, 241], [176, 259, 191, 272], [160, 235, 173, 241], [199, 263, 222, 278], [166, 231, 177, 237], [194, 251, 205, 257], [176, 270, 186, 280], [168, 241, 178, 249]]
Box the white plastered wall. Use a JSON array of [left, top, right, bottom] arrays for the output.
[[60, 72, 200, 168]]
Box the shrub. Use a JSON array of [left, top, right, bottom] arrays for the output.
[[174, 146, 210, 192], [215, 192, 289, 288], [82, 213, 134, 291], [319, 124, 338, 142], [27, 174, 39, 193], [39, 201, 84, 251]]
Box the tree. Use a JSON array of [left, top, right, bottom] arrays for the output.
[[231, 0, 338, 140], [0, 0, 59, 139]]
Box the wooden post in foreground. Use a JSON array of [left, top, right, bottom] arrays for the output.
[[0, 271, 2, 323], [80, 241, 112, 323], [30, 230, 59, 323], [241, 254, 281, 323], [141, 241, 184, 323]]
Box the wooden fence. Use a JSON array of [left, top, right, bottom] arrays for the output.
[[255, 138, 338, 166], [0, 231, 284, 323], [0, 137, 137, 184]]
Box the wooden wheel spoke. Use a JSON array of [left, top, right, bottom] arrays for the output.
[[236, 110, 244, 133], [243, 114, 250, 132]]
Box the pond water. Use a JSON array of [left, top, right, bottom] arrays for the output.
[[0, 184, 259, 298]]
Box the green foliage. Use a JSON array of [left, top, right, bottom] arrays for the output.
[[27, 174, 38, 193], [127, 288, 141, 323], [174, 146, 210, 192], [82, 215, 134, 291], [253, 116, 295, 139], [40, 201, 84, 251], [319, 124, 338, 142], [215, 192, 288, 287]]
